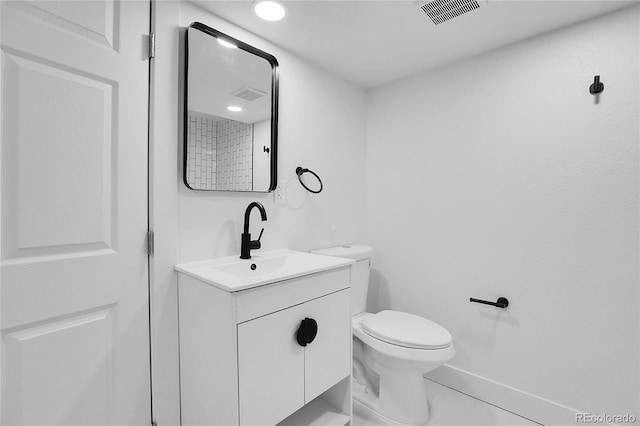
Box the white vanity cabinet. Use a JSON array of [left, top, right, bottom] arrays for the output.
[[238, 289, 350, 425], [177, 255, 352, 426]]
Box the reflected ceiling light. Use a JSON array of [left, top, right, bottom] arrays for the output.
[[217, 38, 238, 49], [254, 0, 287, 21], [227, 106, 243, 112]]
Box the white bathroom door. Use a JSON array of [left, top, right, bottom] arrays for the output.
[[0, 1, 151, 425]]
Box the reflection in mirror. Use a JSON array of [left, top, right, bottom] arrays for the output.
[[184, 23, 278, 191]]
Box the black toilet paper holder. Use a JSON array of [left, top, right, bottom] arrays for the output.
[[470, 297, 509, 309]]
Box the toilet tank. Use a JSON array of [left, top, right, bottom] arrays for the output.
[[311, 245, 373, 316]]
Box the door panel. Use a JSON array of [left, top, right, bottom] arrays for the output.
[[0, 1, 151, 424], [3, 307, 116, 425], [303, 289, 351, 403], [2, 52, 115, 260], [22, 0, 118, 49], [237, 304, 305, 426]]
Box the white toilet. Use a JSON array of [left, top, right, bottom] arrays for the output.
[[312, 245, 455, 425]]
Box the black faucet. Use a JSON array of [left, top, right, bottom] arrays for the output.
[[240, 202, 268, 259]]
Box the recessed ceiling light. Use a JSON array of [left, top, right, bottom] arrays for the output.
[[254, 0, 286, 21], [217, 38, 238, 49], [227, 106, 243, 112]]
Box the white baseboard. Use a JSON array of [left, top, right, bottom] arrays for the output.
[[425, 364, 590, 426]]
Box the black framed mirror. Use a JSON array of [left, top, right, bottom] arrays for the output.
[[184, 22, 278, 191]]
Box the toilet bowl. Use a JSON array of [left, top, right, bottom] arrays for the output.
[[312, 245, 455, 426], [353, 311, 455, 425]]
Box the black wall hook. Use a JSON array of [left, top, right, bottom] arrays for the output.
[[589, 75, 604, 94]]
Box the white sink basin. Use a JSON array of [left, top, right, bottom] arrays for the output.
[[175, 249, 354, 292]]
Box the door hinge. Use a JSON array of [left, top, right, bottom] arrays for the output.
[[147, 230, 154, 257], [148, 32, 155, 59]]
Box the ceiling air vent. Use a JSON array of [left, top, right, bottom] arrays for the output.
[[419, 0, 486, 25], [232, 86, 268, 101]]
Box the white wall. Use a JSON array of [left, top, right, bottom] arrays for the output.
[[177, 4, 367, 262], [366, 7, 639, 425], [151, 2, 367, 424]]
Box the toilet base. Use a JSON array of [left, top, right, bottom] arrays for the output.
[[353, 354, 431, 425], [378, 370, 429, 425], [362, 345, 435, 425]]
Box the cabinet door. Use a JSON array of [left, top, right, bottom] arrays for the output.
[[303, 289, 352, 403], [237, 303, 305, 426]]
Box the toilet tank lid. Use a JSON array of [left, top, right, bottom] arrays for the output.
[[311, 244, 373, 261]]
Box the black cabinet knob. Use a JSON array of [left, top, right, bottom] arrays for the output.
[[296, 318, 318, 347]]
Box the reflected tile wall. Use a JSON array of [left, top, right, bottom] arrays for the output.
[[186, 114, 253, 191], [187, 113, 217, 189], [216, 118, 253, 191]]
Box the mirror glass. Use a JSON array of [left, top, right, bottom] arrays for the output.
[[184, 23, 278, 191]]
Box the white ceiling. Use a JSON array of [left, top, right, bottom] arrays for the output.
[[194, 0, 636, 88]]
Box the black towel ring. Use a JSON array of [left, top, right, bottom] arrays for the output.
[[296, 167, 323, 194]]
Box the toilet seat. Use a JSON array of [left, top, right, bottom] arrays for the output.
[[361, 310, 452, 350], [352, 312, 455, 365]]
